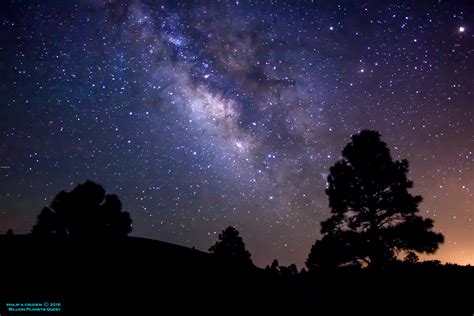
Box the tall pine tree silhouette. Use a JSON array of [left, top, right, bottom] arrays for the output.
[[209, 226, 253, 266], [307, 130, 444, 270]]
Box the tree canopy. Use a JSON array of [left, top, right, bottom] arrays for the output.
[[306, 130, 444, 270], [31, 180, 132, 237], [209, 226, 253, 266]]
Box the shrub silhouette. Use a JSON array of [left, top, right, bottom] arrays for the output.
[[307, 130, 444, 270], [265, 259, 280, 274], [209, 226, 253, 266], [265, 259, 299, 277], [279, 263, 298, 278], [31, 180, 132, 237], [404, 251, 419, 264]]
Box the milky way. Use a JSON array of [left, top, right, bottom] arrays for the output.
[[0, 1, 472, 266]]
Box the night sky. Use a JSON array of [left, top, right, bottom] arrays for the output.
[[0, 1, 472, 267]]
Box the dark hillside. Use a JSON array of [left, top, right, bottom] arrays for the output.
[[0, 235, 265, 314], [0, 235, 473, 314]]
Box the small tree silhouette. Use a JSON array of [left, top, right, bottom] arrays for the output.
[[404, 251, 419, 264], [280, 263, 298, 278], [270, 258, 279, 271], [265, 259, 280, 275], [209, 226, 253, 266], [265, 259, 299, 277], [31, 180, 132, 237], [306, 130, 444, 270]]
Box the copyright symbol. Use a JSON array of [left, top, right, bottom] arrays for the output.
[[43, 302, 49, 307]]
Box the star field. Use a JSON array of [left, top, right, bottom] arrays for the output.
[[0, 1, 472, 266]]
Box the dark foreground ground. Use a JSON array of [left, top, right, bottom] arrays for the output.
[[0, 235, 472, 315]]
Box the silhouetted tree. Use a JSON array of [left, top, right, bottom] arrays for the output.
[[265, 259, 280, 273], [280, 263, 298, 278], [265, 259, 299, 277], [307, 130, 444, 270], [420, 259, 442, 269], [6, 229, 14, 236], [31, 180, 132, 237], [404, 251, 419, 264], [209, 226, 253, 266], [270, 259, 279, 272]]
